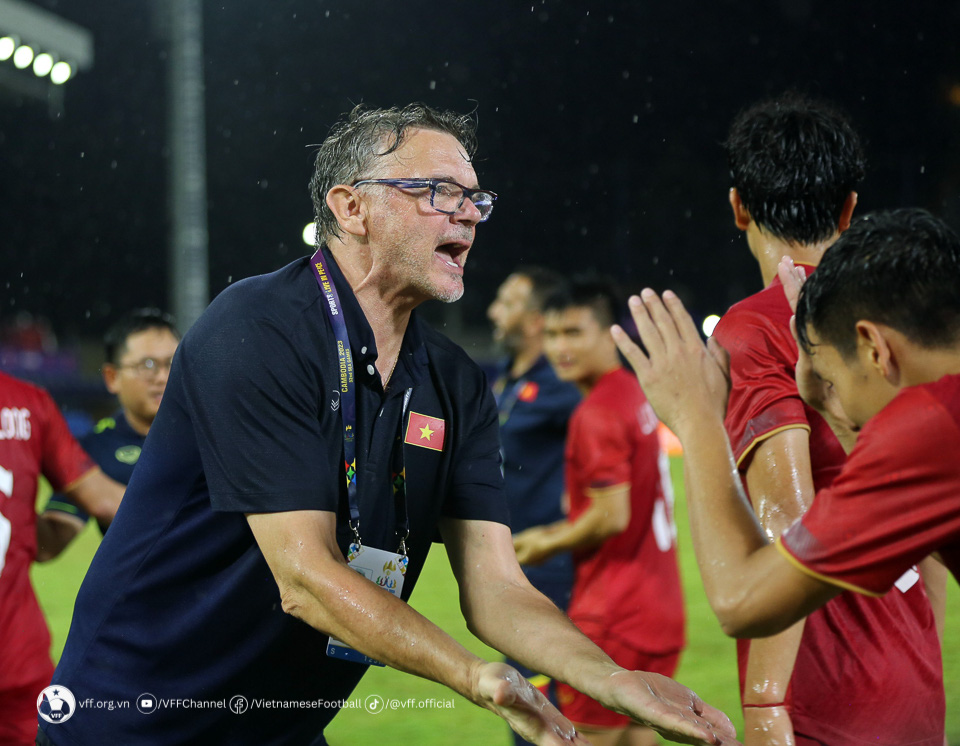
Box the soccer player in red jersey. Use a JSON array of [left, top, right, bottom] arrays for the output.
[[0, 371, 123, 745], [710, 94, 945, 745], [612, 208, 960, 732], [513, 277, 684, 746]]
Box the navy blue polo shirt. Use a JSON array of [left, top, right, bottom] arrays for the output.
[[45, 412, 145, 533], [494, 357, 579, 595], [43, 249, 508, 746]]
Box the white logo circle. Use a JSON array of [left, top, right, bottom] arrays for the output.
[[137, 693, 158, 714], [364, 694, 384, 714], [37, 685, 77, 724], [229, 695, 248, 715]]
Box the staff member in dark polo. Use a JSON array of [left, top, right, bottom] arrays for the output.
[[37, 309, 180, 557], [41, 103, 736, 746]]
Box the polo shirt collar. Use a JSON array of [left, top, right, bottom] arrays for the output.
[[320, 246, 428, 391]]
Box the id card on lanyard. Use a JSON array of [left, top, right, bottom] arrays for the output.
[[309, 248, 411, 666]]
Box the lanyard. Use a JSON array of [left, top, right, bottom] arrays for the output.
[[493, 374, 528, 427], [309, 248, 410, 555]]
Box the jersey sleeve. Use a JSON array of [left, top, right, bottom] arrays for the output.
[[779, 386, 960, 595], [180, 315, 336, 514], [571, 404, 633, 490], [714, 307, 809, 468], [440, 380, 509, 525], [36, 389, 96, 492]]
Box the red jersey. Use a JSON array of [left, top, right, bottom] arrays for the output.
[[781, 373, 960, 593], [0, 372, 95, 690], [564, 367, 684, 655], [714, 271, 944, 744]]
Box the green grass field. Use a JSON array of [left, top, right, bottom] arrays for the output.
[[31, 459, 959, 744]]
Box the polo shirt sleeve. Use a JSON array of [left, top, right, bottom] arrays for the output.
[[180, 315, 336, 514], [779, 386, 960, 595], [714, 307, 809, 468], [441, 380, 509, 525], [37, 388, 97, 492]]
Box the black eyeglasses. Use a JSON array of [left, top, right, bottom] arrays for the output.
[[352, 178, 497, 222]]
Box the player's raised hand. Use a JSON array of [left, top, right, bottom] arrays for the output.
[[611, 289, 731, 440], [597, 670, 741, 746], [476, 662, 588, 745]]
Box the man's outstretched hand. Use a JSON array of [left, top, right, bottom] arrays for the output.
[[611, 289, 730, 440], [476, 662, 741, 746], [598, 669, 741, 745], [476, 662, 587, 745]]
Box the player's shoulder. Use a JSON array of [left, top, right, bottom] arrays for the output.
[[716, 284, 790, 336], [0, 370, 56, 411], [885, 374, 960, 434]]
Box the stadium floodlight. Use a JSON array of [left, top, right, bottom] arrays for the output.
[[302, 222, 316, 247], [0, 36, 14, 61], [701, 314, 721, 338], [32, 51, 53, 77], [12, 43, 33, 68], [49, 60, 71, 84]]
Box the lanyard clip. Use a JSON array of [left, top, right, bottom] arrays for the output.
[[396, 529, 409, 558], [349, 519, 362, 550]]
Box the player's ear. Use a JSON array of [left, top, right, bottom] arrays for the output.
[[856, 321, 898, 384], [728, 188, 751, 231], [838, 192, 858, 233], [326, 185, 368, 239], [102, 363, 121, 395]]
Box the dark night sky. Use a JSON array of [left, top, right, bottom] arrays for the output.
[[3, 0, 960, 345]]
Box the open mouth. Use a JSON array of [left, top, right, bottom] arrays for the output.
[[435, 240, 470, 270]]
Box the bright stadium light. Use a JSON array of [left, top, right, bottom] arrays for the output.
[[701, 314, 721, 337], [49, 60, 71, 84], [302, 222, 316, 246], [12, 43, 33, 68], [32, 51, 53, 76], [0, 36, 14, 61]]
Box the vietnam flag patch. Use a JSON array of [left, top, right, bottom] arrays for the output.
[[517, 381, 539, 402], [405, 411, 446, 452]]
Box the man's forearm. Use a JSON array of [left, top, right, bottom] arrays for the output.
[[680, 419, 770, 625], [283, 554, 485, 702]]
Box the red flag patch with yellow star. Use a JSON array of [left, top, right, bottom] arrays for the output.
[[404, 411, 446, 452]]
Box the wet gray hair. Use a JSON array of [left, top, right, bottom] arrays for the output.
[[309, 103, 478, 245]]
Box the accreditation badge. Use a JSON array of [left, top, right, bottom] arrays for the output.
[[325, 545, 408, 666]]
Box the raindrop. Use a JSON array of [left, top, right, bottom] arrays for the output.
[[227, 275, 233, 283], [632, 114, 639, 123], [920, 165, 925, 174], [111, 160, 118, 169], [607, 15, 614, 22], [84, 310, 91, 318], [429, 80, 436, 90], [233, 79, 239, 85], [622, 70, 630, 80]]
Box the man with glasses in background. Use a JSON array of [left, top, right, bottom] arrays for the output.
[[36, 309, 180, 559], [40, 103, 735, 746]]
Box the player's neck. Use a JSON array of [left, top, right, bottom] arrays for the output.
[[509, 340, 543, 379], [748, 226, 838, 287], [898, 346, 960, 389], [576, 360, 620, 396]]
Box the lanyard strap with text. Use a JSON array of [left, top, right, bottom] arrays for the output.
[[309, 249, 410, 555]]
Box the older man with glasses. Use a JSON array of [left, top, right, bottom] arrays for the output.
[[40, 103, 736, 746]]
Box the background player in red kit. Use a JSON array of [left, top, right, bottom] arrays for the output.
[[712, 94, 945, 744], [0, 371, 123, 745], [611, 208, 960, 701], [514, 277, 684, 746]]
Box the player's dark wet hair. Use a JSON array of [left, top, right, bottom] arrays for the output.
[[512, 266, 565, 313], [725, 92, 865, 245], [543, 275, 622, 328], [795, 208, 960, 359], [310, 103, 478, 245], [104, 308, 181, 364]]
